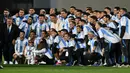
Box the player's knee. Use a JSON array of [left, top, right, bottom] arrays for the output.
[[13, 53, 18, 59]]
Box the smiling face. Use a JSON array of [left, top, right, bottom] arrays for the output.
[[50, 29, 57, 37], [39, 16, 45, 23], [76, 12, 82, 17], [50, 8, 55, 14], [20, 32, 25, 38], [113, 8, 119, 15], [70, 8, 75, 14], [30, 32, 36, 39], [69, 21, 75, 29], [120, 9, 125, 16], [27, 17, 33, 24], [77, 26, 82, 33], [50, 16, 57, 23], [63, 33, 70, 41], [61, 11, 67, 18], [88, 16, 94, 23], [103, 16, 107, 23]]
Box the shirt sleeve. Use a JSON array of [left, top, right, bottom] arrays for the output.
[[45, 24, 50, 31], [69, 40, 75, 47], [83, 26, 89, 35], [19, 22, 25, 30], [98, 29, 104, 38], [120, 16, 127, 26], [15, 40, 18, 52], [54, 36, 60, 43]]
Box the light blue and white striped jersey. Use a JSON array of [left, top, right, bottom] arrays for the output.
[[88, 38, 101, 54], [46, 36, 54, 48], [59, 17, 70, 31], [107, 22, 117, 29], [119, 16, 130, 39], [15, 16, 24, 26], [25, 46, 35, 56], [23, 14, 38, 23], [111, 15, 120, 23], [15, 38, 28, 55], [12, 15, 17, 20], [58, 38, 76, 49], [75, 31, 86, 49], [97, 27, 120, 43], [34, 37, 41, 48], [19, 22, 33, 39], [45, 14, 51, 23], [33, 22, 49, 37], [69, 26, 77, 35], [98, 18, 105, 23], [67, 14, 76, 18], [54, 36, 63, 49], [12, 15, 18, 24], [83, 24, 97, 36]]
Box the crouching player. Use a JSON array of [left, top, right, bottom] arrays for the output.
[[34, 38, 53, 65], [59, 33, 75, 66], [85, 31, 102, 66], [13, 31, 28, 64]]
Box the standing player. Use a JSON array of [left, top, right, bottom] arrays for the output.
[[19, 16, 34, 39], [95, 22, 121, 66], [119, 8, 130, 67], [33, 14, 49, 37]]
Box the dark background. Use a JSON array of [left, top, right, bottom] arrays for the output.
[[0, 0, 51, 15]]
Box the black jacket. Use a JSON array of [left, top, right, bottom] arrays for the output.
[[3, 23, 20, 44], [0, 23, 4, 47]]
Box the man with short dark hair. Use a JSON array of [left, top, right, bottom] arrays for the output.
[[23, 8, 38, 23], [50, 14, 64, 31], [76, 9, 83, 18], [104, 7, 112, 17], [60, 10, 69, 31], [68, 6, 76, 18], [0, 8, 11, 24], [111, 7, 120, 23], [86, 7, 93, 13], [15, 8, 25, 26], [103, 15, 118, 32], [33, 14, 49, 37]]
